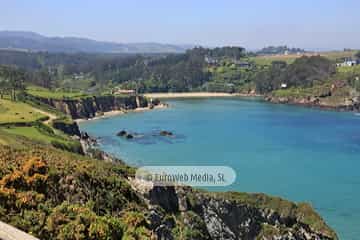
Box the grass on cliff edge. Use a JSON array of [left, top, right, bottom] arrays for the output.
[[0, 99, 46, 124], [26, 85, 89, 100], [2, 126, 67, 144]]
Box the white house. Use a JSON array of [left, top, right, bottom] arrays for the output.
[[204, 56, 218, 65], [281, 83, 287, 88], [336, 59, 359, 67]]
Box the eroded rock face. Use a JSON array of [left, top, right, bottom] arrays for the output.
[[129, 179, 338, 240], [149, 186, 179, 213], [31, 95, 148, 119], [52, 120, 81, 137]]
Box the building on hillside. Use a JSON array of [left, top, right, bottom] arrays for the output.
[[336, 58, 359, 67], [204, 56, 219, 65], [281, 83, 288, 89]]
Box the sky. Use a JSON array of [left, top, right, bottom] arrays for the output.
[[1, 0, 360, 50]]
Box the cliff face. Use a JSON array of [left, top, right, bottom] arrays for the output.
[[52, 120, 81, 136], [32, 95, 148, 119], [130, 181, 338, 240]]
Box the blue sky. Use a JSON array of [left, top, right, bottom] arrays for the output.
[[1, 0, 359, 50]]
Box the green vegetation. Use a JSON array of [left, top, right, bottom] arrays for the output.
[[26, 85, 88, 100], [0, 47, 359, 98], [2, 126, 67, 144], [0, 65, 26, 101], [256, 224, 280, 240], [251, 50, 357, 66], [0, 99, 46, 124], [255, 56, 335, 93], [251, 54, 299, 65], [0, 144, 142, 240], [204, 58, 262, 93], [256, 46, 305, 55], [0, 93, 80, 154]]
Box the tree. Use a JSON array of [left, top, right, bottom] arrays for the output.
[[356, 51, 360, 59], [0, 66, 25, 101]]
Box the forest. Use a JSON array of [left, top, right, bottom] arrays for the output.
[[0, 48, 360, 95]]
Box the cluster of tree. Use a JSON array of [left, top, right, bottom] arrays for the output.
[[257, 46, 305, 55], [189, 46, 246, 59], [254, 56, 335, 93], [356, 51, 360, 59], [113, 51, 210, 92], [108, 47, 249, 92], [0, 47, 247, 93], [0, 65, 25, 100]]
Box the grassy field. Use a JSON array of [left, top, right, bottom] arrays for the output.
[[0, 96, 79, 151], [2, 126, 66, 144], [26, 85, 89, 100], [251, 50, 358, 66], [337, 64, 360, 74], [0, 99, 46, 124]]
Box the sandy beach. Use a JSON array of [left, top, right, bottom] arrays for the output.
[[144, 92, 260, 99]]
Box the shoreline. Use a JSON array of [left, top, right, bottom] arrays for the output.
[[144, 92, 262, 99], [75, 103, 168, 123]]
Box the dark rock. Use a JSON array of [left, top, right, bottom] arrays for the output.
[[148, 208, 164, 230], [126, 134, 134, 139], [154, 224, 174, 240], [160, 130, 173, 136], [53, 120, 81, 137], [116, 130, 127, 137], [149, 186, 179, 213], [152, 98, 161, 106], [81, 132, 89, 139]]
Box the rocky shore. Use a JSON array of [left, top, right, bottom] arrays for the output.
[[129, 179, 338, 240], [265, 95, 360, 112]]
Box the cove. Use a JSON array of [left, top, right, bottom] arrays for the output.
[[79, 98, 360, 239]]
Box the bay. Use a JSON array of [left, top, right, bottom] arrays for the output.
[[79, 98, 360, 239]]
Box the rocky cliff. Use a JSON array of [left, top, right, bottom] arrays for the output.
[[31, 95, 148, 119], [130, 180, 338, 240]]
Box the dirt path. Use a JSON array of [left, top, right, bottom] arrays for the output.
[[32, 108, 57, 124], [0, 221, 39, 240]]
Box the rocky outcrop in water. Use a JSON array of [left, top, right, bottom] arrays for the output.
[[160, 130, 173, 136], [31, 95, 148, 119]]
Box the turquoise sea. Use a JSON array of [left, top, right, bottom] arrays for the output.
[[79, 98, 360, 239]]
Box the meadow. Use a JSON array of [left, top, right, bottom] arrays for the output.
[[26, 85, 89, 100], [0, 99, 46, 124], [251, 50, 357, 65]]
